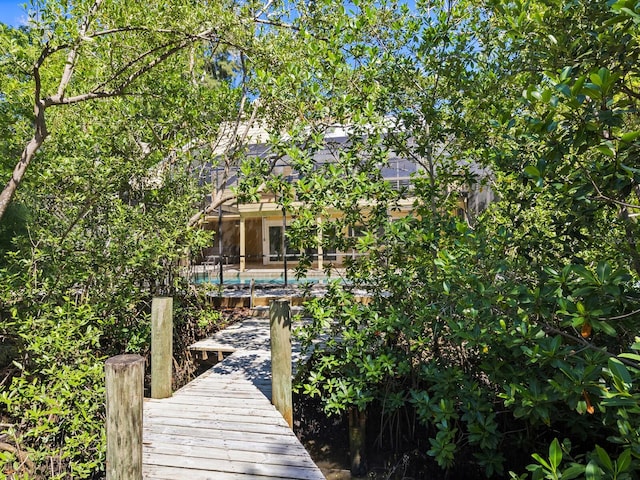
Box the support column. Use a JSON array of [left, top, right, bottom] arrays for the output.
[[270, 299, 292, 428], [105, 354, 144, 480], [151, 296, 173, 399], [239, 216, 246, 272], [317, 216, 323, 271]]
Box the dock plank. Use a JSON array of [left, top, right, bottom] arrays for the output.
[[145, 442, 316, 467], [142, 432, 310, 456], [143, 424, 304, 448], [144, 464, 313, 480]]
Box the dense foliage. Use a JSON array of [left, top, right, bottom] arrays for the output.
[[0, 1, 253, 477], [0, 53, 214, 480], [1, 0, 640, 478], [292, 0, 640, 478]]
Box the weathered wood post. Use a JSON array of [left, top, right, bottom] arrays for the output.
[[349, 407, 367, 476], [105, 354, 144, 480], [151, 296, 173, 399], [270, 299, 293, 428], [250, 278, 255, 310]]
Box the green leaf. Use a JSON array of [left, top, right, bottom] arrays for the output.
[[595, 445, 613, 473], [572, 265, 597, 284], [531, 453, 551, 470], [608, 358, 632, 386], [589, 72, 603, 86], [572, 76, 586, 95], [562, 463, 586, 480], [619, 7, 640, 20], [596, 143, 615, 157], [524, 165, 541, 177], [620, 163, 640, 177], [596, 320, 617, 337], [600, 397, 637, 407], [618, 352, 640, 362], [559, 66, 572, 81], [597, 67, 611, 86], [616, 448, 632, 472], [556, 83, 571, 97], [549, 438, 562, 469], [621, 130, 640, 143], [585, 459, 602, 480]]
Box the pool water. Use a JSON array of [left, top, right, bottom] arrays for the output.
[[192, 273, 332, 286]]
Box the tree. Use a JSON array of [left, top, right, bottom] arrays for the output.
[[0, 0, 268, 221], [294, 0, 640, 477], [0, 32, 219, 477], [0, 0, 417, 477], [0, 1, 270, 476], [3, 0, 639, 476]]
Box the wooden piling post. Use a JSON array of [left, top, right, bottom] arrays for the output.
[[270, 299, 293, 428], [105, 354, 144, 480], [151, 296, 173, 399]]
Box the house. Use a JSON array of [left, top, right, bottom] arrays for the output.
[[196, 121, 493, 280]]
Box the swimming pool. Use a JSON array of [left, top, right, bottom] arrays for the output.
[[191, 273, 334, 286]]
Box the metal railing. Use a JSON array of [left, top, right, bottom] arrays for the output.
[[190, 251, 362, 287]]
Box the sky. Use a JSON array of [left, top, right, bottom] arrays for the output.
[[0, 1, 27, 26]]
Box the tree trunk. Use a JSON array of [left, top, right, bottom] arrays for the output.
[[0, 136, 45, 222], [0, 99, 48, 222], [349, 407, 367, 476]]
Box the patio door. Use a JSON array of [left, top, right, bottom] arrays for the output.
[[263, 219, 305, 265], [263, 220, 297, 264], [268, 224, 284, 262]]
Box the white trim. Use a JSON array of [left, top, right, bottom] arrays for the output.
[[262, 219, 284, 265]]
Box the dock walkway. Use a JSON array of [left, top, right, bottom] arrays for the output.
[[142, 315, 323, 480]]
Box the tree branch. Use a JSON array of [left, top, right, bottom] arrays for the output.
[[54, 0, 104, 102], [87, 36, 192, 94], [602, 307, 640, 321], [620, 84, 640, 101], [187, 192, 239, 227], [46, 36, 199, 107], [542, 323, 640, 370], [88, 26, 178, 38], [0, 9, 250, 222]]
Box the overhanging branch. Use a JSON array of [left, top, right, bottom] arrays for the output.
[[542, 323, 640, 370]]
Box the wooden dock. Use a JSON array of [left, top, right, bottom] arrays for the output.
[[142, 316, 324, 479], [189, 317, 308, 399]]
